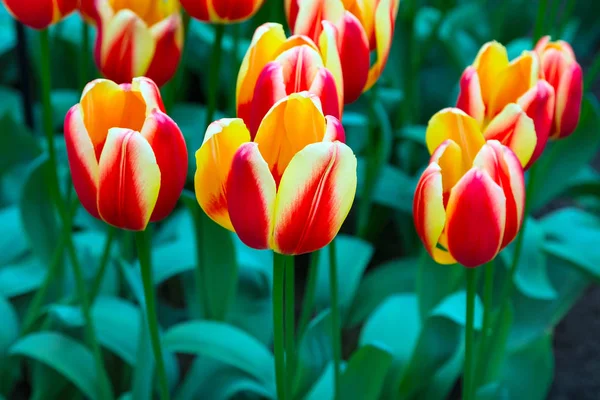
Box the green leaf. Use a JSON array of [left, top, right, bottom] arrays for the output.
[[0, 114, 41, 177], [346, 257, 418, 328], [0, 206, 30, 265], [10, 332, 102, 400], [414, 7, 442, 43], [93, 297, 141, 364], [339, 344, 394, 400], [305, 362, 335, 400], [416, 252, 464, 319], [314, 235, 373, 317], [0, 87, 24, 123], [430, 291, 483, 330], [0, 295, 18, 359], [421, 338, 465, 400], [0, 258, 45, 297], [163, 321, 276, 395], [395, 125, 426, 145], [357, 161, 417, 214]]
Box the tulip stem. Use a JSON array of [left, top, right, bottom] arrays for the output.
[[464, 268, 477, 400], [14, 21, 34, 129], [204, 24, 225, 130], [272, 253, 286, 400], [191, 209, 213, 320], [89, 226, 117, 302], [297, 250, 320, 338], [136, 228, 170, 400], [473, 261, 494, 388], [230, 23, 240, 115], [79, 19, 90, 90], [329, 240, 342, 400], [285, 256, 295, 398]]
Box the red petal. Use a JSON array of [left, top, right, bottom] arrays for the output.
[[249, 62, 287, 138], [456, 67, 485, 125], [554, 61, 583, 139], [337, 11, 370, 104], [145, 14, 184, 87], [4, 0, 54, 29]]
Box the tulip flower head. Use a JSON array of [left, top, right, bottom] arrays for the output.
[[415, 108, 526, 268], [180, 0, 265, 23], [237, 23, 343, 138], [93, 0, 184, 87], [64, 77, 188, 231], [534, 36, 583, 140], [195, 92, 357, 255], [285, 0, 400, 103], [457, 41, 556, 169], [3, 0, 77, 29]]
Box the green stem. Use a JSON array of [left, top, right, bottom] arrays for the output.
[[285, 256, 295, 399], [273, 253, 286, 400], [473, 261, 494, 388], [136, 229, 170, 400], [164, 10, 191, 112], [559, 0, 576, 37], [230, 23, 240, 115], [357, 91, 378, 238], [532, 0, 547, 43], [463, 268, 477, 400], [89, 226, 117, 302], [204, 24, 225, 131], [584, 51, 600, 91], [329, 240, 342, 400], [192, 210, 211, 320], [79, 20, 90, 89], [297, 250, 320, 338]]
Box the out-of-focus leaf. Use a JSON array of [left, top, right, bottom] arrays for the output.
[[339, 344, 393, 400], [342, 110, 369, 154], [0, 115, 41, 177], [346, 257, 417, 328], [163, 321, 276, 395], [395, 125, 426, 144], [0, 258, 45, 297], [357, 161, 417, 213], [10, 332, 104, 400], [51, 89, 78, 130], [430, 291, 483, 329], [305, 363, 335, 400], [0, 295, 18, 359], [506, 37, 534, 59], [421, 337, 464, 400], [414, 7, 442, 43], [0, 206, 29, 264], [416, 252, 464, 319], [0, 87, 23, 123], [314, 235, 373, 318]]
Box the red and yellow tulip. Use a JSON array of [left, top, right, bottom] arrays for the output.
[[180, 0, 265, 23], [195, 92, 357, 255], [534, 36, 583, 140], [64, 77, 188, 231], [3, 0, 76, 29], [285, 0, 400, 104], [456, 41, 555, 169], [92, 0, 184, 87], [237, 23, 343, 138], [415, 108, 526, 268]]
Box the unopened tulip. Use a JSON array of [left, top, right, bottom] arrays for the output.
[[237, 23, 342, 138], [3, 0, 76, 29], [93, 0, 184, 87], [457, 41, 555, 168], [534, 36, 583, 139], [285, 0, 400, 103], [180, 0, 265, 23], [415, 108, 525, 268], [195, 92, 357, 255], [64, 77, 188, 231]]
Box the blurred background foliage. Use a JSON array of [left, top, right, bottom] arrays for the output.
[[0, 0, 599, 399]]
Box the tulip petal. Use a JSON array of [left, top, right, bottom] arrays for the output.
[[292, 0, 344, 40], [445, 168, 506, 267], [413, 163, 456, 264], [456, 66, 485, 126], [131, 76, 166, 113], [337, 11, 370, 103], [140, 110, 188, 222], [3, 0, 54, 29], [473, 141, 525, 248], [318, 21, 344, 113], [254, 92, 326, 184], [64, 105, 100, 219], [195, 119, 251, 231], [211, 0, 262, 22], [323, 115, 345, 143], [179, 0, 210, 21], [97, 128, 161, 231], [472, 41, 509, 107], [430, 139, 464, 197], [426, 108, 485, 170], [272, 141, 357, 255], [145, 13, 184, 87], [249, 62, 288, 137], [309, 67, 341, 119], [365, 0, 399, 92], [554, 61, 583, 139], [227, 143, 276, 250], [483, 103, 536, 168]]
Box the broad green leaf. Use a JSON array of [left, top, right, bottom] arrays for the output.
[[10, 332, 103, 400], [431, 291, 483, 330], [395, 125, 426, 145], [416, 251, 464, 319], [342, 111, 369, 154], [339, 344, 394, 400], [163, 321, 276, 394], [93, 297, 141, 364], [0, 206, 30, 265], [0, 87, 23, 123], [357, 161, 417, 214], [0, 258, 45, 297], [414, 7, 442, 43], [0, 115, 41, 177], [0, 296, 18, 358], [346, 257, 418, 328], [480, 306, 514, 387], [305, 363, 335, 400], [131, 314, 154, 400], [421, 337, 465, 400]]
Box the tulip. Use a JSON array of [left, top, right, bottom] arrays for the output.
[[534, 36, 583, 140], [285, 0, 400, 103], [180, 0, 265, 23], [237, 23, 343, 138], [195, 92, 357, 255], [457, 41, 556, 169], [64, 77, 188, 231], [415, 108, 525, 268], [3, 0, 76, 29], [93, 0, 184, 87]]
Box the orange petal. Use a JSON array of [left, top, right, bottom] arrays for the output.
[[472, 41, 509, 109], [445, 168, 506, 267], [131, 76, 166, 113], [554, 61, 583, 139], [337, 11, 370, 103], [364, 0, 399, 92], [430, 139, 465, 197], [483, 103, 536, 168], [456, 66, 485, 126], [425, 108, 485, 170], [226, 143, 276, 250], [145, 13, 184, 87], [194, 118, 251, 232], [140, 110, 188, 222], [97, 128, 161, 231], [64, 104, 100, 219], [272, 141, 357, 255]]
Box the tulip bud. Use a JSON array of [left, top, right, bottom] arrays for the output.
[[3, 0, 77, 29], [416, 108, 525, 267], [64, 77, 188, 231], [534, 36, 583, 139], [93, 0, 184, 87], [180, 0, 265, 23]]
